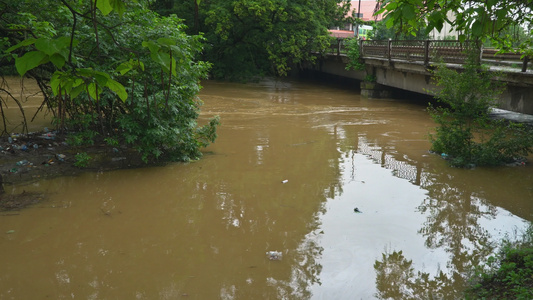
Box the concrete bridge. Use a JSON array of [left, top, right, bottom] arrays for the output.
[[304, 40, 533, 115]]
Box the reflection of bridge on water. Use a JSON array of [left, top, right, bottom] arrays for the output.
[[357, 136, 426, 186]]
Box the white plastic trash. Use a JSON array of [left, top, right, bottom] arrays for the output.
[[266, 251, 282, 260]]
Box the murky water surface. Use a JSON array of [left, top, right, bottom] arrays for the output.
[[1, 78, 532, 299], [0, 77, 51, 133]]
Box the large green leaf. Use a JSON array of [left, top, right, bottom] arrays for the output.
[[70, 84, 85, 99], [116, 62, 132, 75], [35, 37, 69, 56], [106, 79, 128, 101], [142, 41, 160, 55], [87, 82, 103, 101], [471, 20, 483, 36], [151, 52, 177, 76], [402, 5, 416, 20], [15, 51, 48, 76], [49, 53, 66, 69], [50, 72, 62, 96], [96, 0, 113, 16], [110, 0, 126, 15], [6, 38, 37, 53], [94, 72, 110, 86]]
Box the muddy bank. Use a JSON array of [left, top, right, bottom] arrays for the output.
[[0, 131, 161, 211]]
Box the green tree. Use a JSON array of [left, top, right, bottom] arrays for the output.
[[372, 18, 429, 40], [152, 0, 351, 81], [0, 0, 218, 162], [344, 38, 365, 71]]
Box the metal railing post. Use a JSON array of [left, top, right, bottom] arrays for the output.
[[388, 39, 392, 61], [522, 56, 529, 72], [424, 40, 430, 66]]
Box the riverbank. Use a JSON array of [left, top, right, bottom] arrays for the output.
[[0, 131, 156, 210]]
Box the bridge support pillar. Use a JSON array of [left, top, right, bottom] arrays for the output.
[[360, 81, 392, 98]]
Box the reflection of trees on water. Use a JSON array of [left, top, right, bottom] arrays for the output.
[[418, 179, 497, 271], [265, 237, 324, 299], [374, 187, 497, 298], [355, 137, 503, 299], [186, 121, 349, 298], [374, 250, 454, 299]]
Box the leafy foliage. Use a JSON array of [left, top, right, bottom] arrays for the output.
[[74, 152, 92, 168], [344, 38, 365, 71], [465, 226, 533, 299], [0, 0, 218, 162], [428, 57, 533, 167], [374, 250, 455, 299], [372, 18, 429, 40], [152, 0, 351, 81]]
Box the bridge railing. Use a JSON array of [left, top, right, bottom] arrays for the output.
[[361, 40, 472, 64], [328, 39, 529, 72]]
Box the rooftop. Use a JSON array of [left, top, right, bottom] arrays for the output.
[[329, 30, 355, 38], [348, 0, 383, 22]]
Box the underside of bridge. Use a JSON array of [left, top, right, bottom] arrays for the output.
[[304, 55, 533, 115]]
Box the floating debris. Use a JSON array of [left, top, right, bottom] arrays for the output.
[[266, 251, 282, 260]]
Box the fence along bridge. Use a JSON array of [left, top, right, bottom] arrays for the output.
[[310, 39, 533, 115]]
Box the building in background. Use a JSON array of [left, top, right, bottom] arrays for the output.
[[330, 1, 383, 39], [330, 1, 459, 40]]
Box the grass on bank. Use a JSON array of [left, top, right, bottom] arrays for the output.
[[465, 225, 533, 299]]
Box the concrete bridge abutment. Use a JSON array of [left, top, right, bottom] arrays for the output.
[[305, 54, 533, 115]]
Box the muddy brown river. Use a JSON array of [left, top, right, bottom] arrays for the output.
[[1, 78, 532, 299]]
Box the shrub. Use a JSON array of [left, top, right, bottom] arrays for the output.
[[74, 152, 92, 168], [428, 57, 533, 167], [345, 38, 365, 71], [465, 227, 533, 299]]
